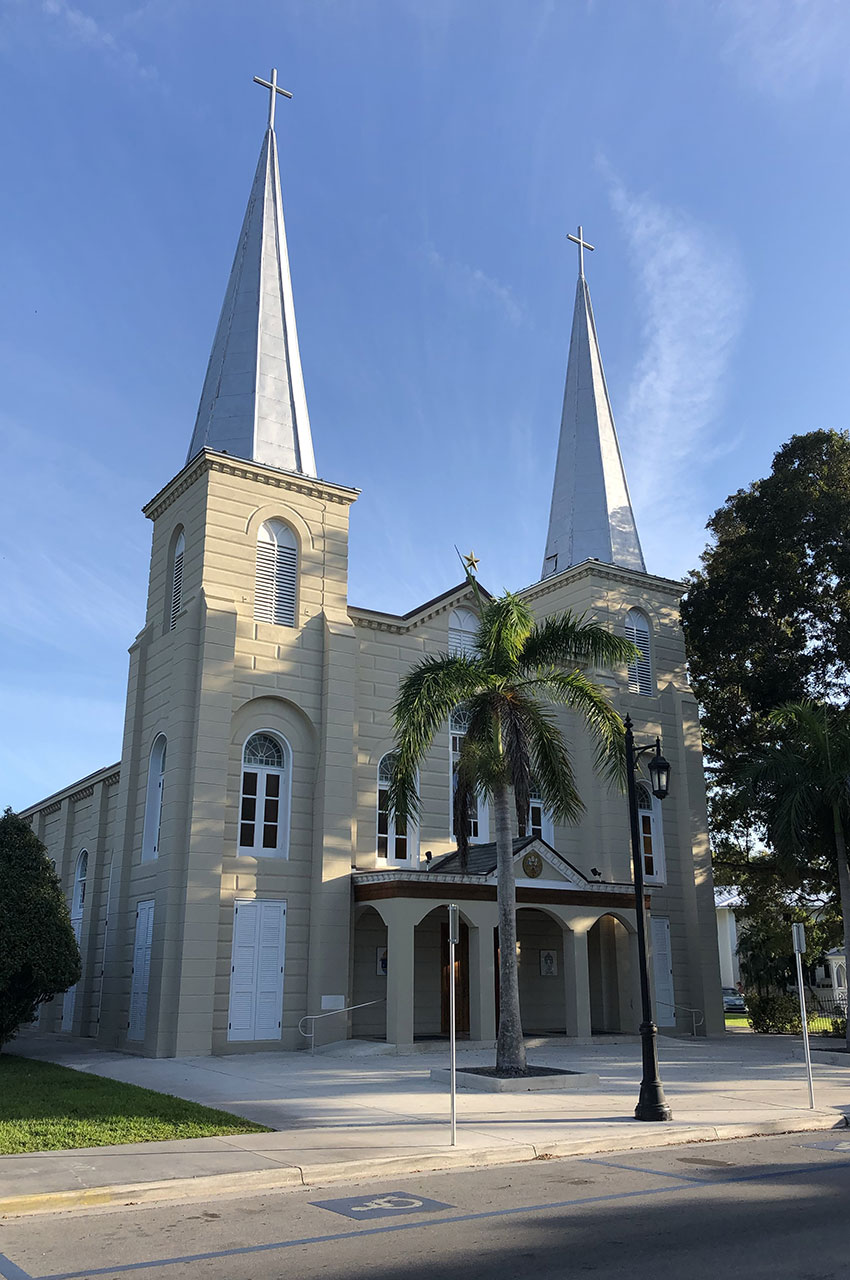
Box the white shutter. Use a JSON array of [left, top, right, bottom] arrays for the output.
[[169, 548, 184, 630], [254, 541, 277, 623], [62, 917, 83, 1031], [626, 618, 653, 696], [228, 900, 285, 1041], [273, 545, 297, 626], [254, 543, 297, 627], [128, 899, 155, 1040], [254, 902, 286, 1039], [651, 915, 676, 1027]]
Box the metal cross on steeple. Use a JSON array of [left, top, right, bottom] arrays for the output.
[[253, 67, 293, 131], [567, 225, 595, 279]]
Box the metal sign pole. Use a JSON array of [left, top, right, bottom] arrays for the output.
[[792, 922, 815, 1109], [448, 903, 459, 1147]]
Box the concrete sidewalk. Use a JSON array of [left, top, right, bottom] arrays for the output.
[[2, 1033, 847, 1216]]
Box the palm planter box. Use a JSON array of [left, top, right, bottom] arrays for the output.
[[429, 1066, 600, 1092]]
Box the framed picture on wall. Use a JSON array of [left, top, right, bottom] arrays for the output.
[[376, 946, 388, 977], [539, 949, 558, 977]]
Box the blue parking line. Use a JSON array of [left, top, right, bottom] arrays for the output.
[[586, 1158, 708, 1183], [0, 1253, 34, 1280], [20, 1153, 850, 1280]]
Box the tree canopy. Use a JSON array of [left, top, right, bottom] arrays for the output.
[[682, 430, 850, 770], [0, 809, 81, 1046]]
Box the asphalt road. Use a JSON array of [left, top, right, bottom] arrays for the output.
[[2, 1131, 850, 1280]]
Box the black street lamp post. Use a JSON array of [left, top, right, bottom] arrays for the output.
[[624, 713, 673, 1122]]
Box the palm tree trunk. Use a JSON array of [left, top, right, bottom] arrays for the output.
[[831, 803, 850, 1052], [494, 783, 527, 1073]]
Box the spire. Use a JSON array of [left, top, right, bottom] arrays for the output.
[[187, 69, 316, 477], [542, 227, 645, 578]]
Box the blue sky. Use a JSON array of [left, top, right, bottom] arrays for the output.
[[3, 0, 850, 808]]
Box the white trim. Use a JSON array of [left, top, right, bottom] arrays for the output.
[[376, 751, 419, 866], [636, 782, 666, 884], [254, 519, 298, 627], [449, 708, 490, 842]]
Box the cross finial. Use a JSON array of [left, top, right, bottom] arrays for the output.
[[567, 225, 595, 280], [253, 67, 293, 131]]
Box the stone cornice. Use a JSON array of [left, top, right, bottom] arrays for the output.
[[19, 762, 122, 818], [519, 559, 685, 606], [348, 585, 481, 634], [352, 870, 635, 895], [143, 450, 360, 522]]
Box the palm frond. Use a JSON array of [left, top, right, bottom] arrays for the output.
[[520, 611, 639, 673], [532, 670, 627, 789], [477, 593, 535, 675], [519, 696, 584, 824], [388, 654, 487, 827]]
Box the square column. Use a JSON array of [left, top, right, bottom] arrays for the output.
[[563, 927, 592, 1038], [386, 913, 415, 1048], [466, 905, 498, 1042]]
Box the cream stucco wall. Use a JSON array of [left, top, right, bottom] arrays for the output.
[[21, 448, 723, 1055]]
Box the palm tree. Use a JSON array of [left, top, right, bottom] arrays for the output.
[[387, 591, 636, 1074], [742, 700, 850, 1049]]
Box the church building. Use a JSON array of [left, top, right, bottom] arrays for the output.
[[21, 75, 724, 1057]]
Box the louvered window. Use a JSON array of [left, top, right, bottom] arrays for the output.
[[254, 521, 298, 627], [448, 607, 478, 659], [169, 531, 185, 631], [239, 731, 290, 857], [625, 609, 653, 696]]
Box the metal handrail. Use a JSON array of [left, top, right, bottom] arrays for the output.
[[298, 998, 386, 1054], [658, 1002, 705, 1037]]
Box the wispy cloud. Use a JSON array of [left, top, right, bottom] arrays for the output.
[[716, 0, 850, 99], [425, 244, 525, 326], [604, 168, 745, 572], [38, 0, 157, 81]]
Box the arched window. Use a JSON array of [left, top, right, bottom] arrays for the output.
[[254, 520, 297, 627], [239, 732, 291, 857], [450, 707, 489, 842], [169, 529, 185, 631], [141, 735, 167, 862], [637, 783, 665, 883], [448, 608, 478, 659], [376, 752, 417, 862], [528, 781, 554, 845], [625, 609, 653, 696], [71, 850, 88, 917]]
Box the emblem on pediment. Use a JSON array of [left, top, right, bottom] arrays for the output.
[[522, 851, 543, 879]]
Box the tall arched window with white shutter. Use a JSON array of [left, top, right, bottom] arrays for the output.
[[448, 608, 478, 659], [625, 609, 653, 696], [254, 520, 298, 627], [169, 530, 185, 631], [141, 735, 167, 862]]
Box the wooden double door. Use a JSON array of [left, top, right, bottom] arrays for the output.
[[440, 920, 470, 1037]]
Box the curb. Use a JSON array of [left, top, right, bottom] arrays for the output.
[[0, 1111, 845, 1218]]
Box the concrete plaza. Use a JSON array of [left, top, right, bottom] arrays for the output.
[[2, 1031, 847, 1215]]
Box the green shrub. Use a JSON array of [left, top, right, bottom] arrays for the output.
[[830, 1015, 847, 1039], [745, 992, 806, 1034], [0, 809, 81, 1046]]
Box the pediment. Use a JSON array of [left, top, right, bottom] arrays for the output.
[[489, 838, 588, 887]]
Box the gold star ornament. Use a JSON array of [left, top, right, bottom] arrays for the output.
[[462, 550, 480, 575]]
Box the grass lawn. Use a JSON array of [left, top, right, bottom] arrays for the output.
[[0, 1055, 271, 1155], [725, 1015, 751, 1029]]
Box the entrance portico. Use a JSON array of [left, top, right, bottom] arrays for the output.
[[352, 837, 643, 1049]]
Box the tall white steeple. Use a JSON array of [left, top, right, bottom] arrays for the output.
[[542, 227, 644, 577], [187, 69, 317, 477]]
